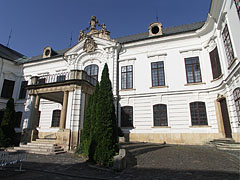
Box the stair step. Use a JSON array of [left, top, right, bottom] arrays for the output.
[[35, 139, 56, 143], [19, 145, 62, 150], [27, 142, 57, 146]]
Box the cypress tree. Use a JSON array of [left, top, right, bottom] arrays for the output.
[[93, 64, 118, 166], [0, 98, 16, 147]]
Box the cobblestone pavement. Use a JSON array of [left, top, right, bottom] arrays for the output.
[[1, 143, 239, 180]]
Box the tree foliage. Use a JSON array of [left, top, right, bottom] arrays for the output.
[[0, 98, 16, 147], [93, 64, 118, 166], [79, 64, 118, 166]]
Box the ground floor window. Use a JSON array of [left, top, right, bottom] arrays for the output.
[[121, 106, 133, 127], [233, 88, 240, 123], [153, 104, 168, 126], [16, 111, 22, 128], [51, 110, 61, 127], [190, 102, 208, 126]]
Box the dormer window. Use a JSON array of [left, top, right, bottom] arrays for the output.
[[148, 22, 163, 37], [42, 46, 56, 58]]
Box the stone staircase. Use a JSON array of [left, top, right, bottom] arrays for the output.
[[14, 138, 65, 155], [208, 138, 240, 151]]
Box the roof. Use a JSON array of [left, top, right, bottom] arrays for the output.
[[0, 44, 25, 61], [115, 21, 205, 43], [19, 21, 205, 64], [20, 48, 70, 64]]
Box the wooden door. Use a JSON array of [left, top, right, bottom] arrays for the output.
[[220, 98, 232, 138]]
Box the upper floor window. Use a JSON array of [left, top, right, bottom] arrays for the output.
[[209, 47, 222, 80], [234, 0, 240, 19], [121, 65, 133, 89], [56, 75, 66, 82], [233, 88, 240, 123], [121, 106, 133, 127], [38, 78, 46, 84], [1, 79, 15, 98], [222, 24, 235, 66], [19, 81, 28, 99], [151, 61, 165, 87], [185, 57, 202, 83], [153, 104, 168, 126], [84, 64, 99, 81], [51, 110, 61, 127], [190, 102, 208, 126]]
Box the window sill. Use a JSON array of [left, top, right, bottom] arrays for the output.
[[189, 125, 211, 128], [120, 88, 136, 92], [184, 82, 206, 86], [152, 126, 171, 128], [150, 86, 169, 89], [211, 74, 223, 82], [227, 57, 238, 69]]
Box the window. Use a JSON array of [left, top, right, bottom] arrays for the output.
[[84, 64, 99, 81], [209, 47, 222, 79], [51, 110, 61, 127], [0, 110, 4, 126], [38, 78, 46, 84], [185, 57, 202, 83], [121, 65, 133, 89], [153, 104, 168, 126], [121, 106, 133, 127], [16, 111, 22, 128], [56, 75, 66, 82], [37, 111, 41, 127], [151, 61, 165, 87], [1, 79, 15, 98], [234, 0, 240, 19], [19, 81, 28, 99], [222, 24, 235, 66], [233, 88, 240, 123], [190, 102, 208, 126]]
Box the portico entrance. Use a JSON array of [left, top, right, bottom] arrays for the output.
[[22, 70, 95, 150]]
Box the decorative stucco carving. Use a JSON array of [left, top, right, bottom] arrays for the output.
[[83, 36, 97, 53]]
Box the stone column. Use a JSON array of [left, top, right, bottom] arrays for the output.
[[60, 91, 69, 129], [31, 94, 41, 129]]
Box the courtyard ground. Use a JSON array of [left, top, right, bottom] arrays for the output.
[[1, 142, 239, 180]]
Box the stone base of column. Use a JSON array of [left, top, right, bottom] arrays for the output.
[[56, 129, 71, 151], [31, 128, 39, 142], [20, 128, 39, 144]]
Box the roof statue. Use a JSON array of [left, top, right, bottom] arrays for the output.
[[78, 16, 111, 42]]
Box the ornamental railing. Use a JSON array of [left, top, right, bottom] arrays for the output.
[[31, 70, 97, 86]]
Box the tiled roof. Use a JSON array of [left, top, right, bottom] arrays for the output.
[[0, 44, 25, 61], [115, 21, 205, 43]]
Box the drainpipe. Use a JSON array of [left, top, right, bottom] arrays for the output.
[[0, 57, 3, 81], [116, 43, 122, 127]]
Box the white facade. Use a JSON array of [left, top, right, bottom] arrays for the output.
[[0, 0, 239, 146]]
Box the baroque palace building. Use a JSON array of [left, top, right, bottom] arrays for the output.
[[0, 0, 239, 150]]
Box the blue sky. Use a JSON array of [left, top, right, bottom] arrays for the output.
[[0, 0, 211, 57]]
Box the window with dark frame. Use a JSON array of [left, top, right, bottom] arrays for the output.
[[222, 24, 235, 66], [51, 110, 61, 127], [38, 78, 46, 84], [233, 88, 240, 123], [153, 104, 168, 126], [185, 57, 202, 83], [121, 106, 133, 127], [209, 47, 222, 80], [19, 81, 28, 99], [37, 111, 41, 127], [234, 0, 240, 19], [0, 110, 4, 127], [121, 65, 133, 89], [84, 64, 99, 81], [1, 79, 15, 98], [56, 75, 66, 82], [190, 102, 208, 126], [15, 111, 22, 128], [151, 61, 165, 87]]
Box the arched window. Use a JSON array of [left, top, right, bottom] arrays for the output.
[[153, 104, 168, 126], [233, 88, 240, 123], [84, 64, 99, 81], [121, 106, 133, 127], [51, 110, 61, 127], [16, 111, 23, 128], [190, 102, 208, 126]]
